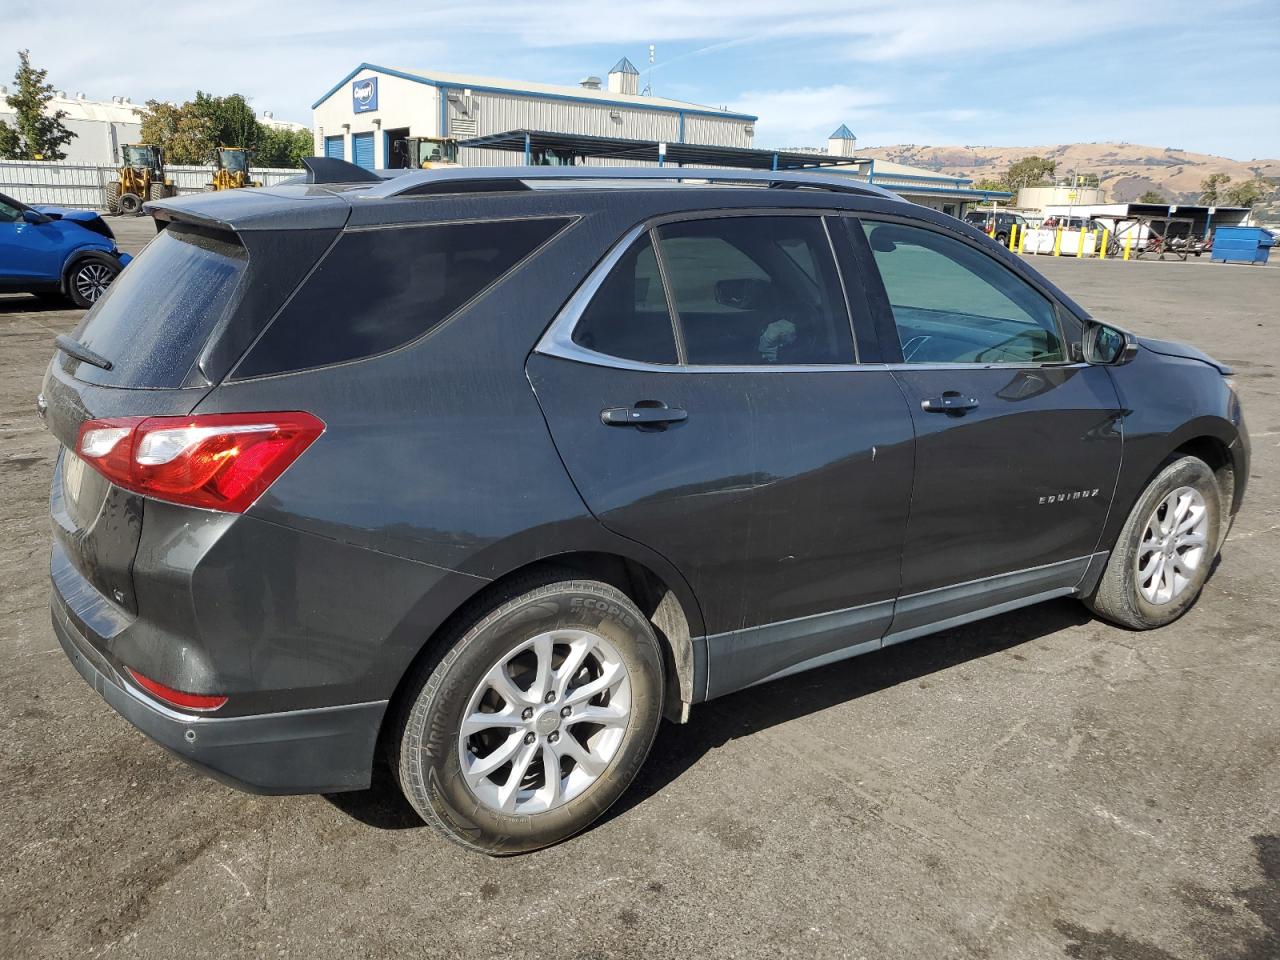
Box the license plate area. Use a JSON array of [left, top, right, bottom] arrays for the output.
[[61, 448, 110, 531]]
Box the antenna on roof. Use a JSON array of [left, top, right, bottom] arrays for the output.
[[642, 44, 655, 96]]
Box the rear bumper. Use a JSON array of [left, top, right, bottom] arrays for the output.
[[51, 587, 386, 795]]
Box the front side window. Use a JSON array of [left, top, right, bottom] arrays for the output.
[[861, 220, 1064, 365], [657, 216, 854, 365], [0, 194, 22, 222]]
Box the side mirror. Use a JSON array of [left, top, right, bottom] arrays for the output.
[[714, 278, 773, 310], [22, 209, 52, 225], [1082, 320, 1138, 365]]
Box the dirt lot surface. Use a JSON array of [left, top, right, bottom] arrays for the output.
[[1, 219, 1277, 959]]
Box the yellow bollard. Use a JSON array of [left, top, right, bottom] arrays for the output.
[[1077, 229, 1087, 258], [1123, 237, 1132, 260], [1053, 229, 1062, 256], [1099, 228, 1109, 260], [1019, 228, 1028, 255], [1008, 223, 1018, 252]]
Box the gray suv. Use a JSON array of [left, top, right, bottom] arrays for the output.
[[44, 163, 1248, 854]]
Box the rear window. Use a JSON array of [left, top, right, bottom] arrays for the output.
[[232, 217, 570, 379], [69, 226, 247, 388]]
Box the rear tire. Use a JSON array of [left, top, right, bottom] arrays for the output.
[[148, 183, 167, 201], [394, 576, 665, 855], [65, 253, 121, 308], [1085, 456, 1221, 629], [105, 182, 121, 214]]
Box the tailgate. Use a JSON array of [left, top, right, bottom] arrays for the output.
[[42, 356, 208, 616]]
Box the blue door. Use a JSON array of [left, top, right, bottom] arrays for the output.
[[352, 132, 375, 170], [324, 135, 344, 160]]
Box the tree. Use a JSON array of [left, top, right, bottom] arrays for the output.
[[1222, 178, 1268, 208], [139, 99, 216, 164], [1005, 156, 1058, 191], [139, 92, 312, 168], [192, 91, 259, 153], [1137, 189, 1167, 204], [256, 125, 313, 168], [1199, 172, 1231, 204], [0, 49, 76, 160], [972, 178, 1006, 193]]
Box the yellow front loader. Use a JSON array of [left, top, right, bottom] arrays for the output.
[[207, 147, 261, 191], [389, 136, 460, 169], [107, 144, 175, 215]]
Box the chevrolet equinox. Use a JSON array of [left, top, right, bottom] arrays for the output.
[[43, 163, 1249, 854]]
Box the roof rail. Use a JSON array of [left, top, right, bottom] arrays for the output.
[[364, 166, 899, 201], [301, 156, 383, 184]]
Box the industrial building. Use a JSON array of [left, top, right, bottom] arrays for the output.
[[0, 90, 143, 165], [0, 88, 306, 166], [311, 59, 758, 169], [310, 64, 1008, 217]]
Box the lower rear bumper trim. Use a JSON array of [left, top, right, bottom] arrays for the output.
[[52, 594, 386, 795]]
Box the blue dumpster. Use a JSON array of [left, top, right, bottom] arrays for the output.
[[1210, 225, 1273, 264]]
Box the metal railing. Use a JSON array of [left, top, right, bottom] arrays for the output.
[[0, 159, 301, 209]]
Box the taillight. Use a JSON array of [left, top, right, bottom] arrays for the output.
[[126, 668, 228, 712], [75, 411, 324, 513]]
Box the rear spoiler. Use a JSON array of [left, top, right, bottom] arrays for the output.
[[301, 156, 382, 184]]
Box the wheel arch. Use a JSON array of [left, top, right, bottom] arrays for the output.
[[59, 245, 117, 294], [377, 547, 706, 761], [1173, 433, 1240, 517]]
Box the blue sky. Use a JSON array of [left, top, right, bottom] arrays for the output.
[[10, 0, 1280, 158]]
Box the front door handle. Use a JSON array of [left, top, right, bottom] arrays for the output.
[[601, 403, 688, 428], [920, 392, 980, 414]]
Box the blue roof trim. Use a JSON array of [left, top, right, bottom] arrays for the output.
[[312, 63, 757, 120]]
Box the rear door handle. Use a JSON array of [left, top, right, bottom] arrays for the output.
[[601, 403, 688, 428], [920, 392, 980, 414]]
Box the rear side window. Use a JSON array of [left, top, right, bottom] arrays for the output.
[[233, 217, 569, 378], [657, 217, 853, 365], [572, 216, 854, 367], [70, 225, 247, 388]]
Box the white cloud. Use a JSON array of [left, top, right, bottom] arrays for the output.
[[736, 84, 890, 148]]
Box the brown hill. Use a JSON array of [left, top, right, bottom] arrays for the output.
[[858, 142, 1280, 204]]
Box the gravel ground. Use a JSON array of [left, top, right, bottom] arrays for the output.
[[1, 217, 1276, 960]]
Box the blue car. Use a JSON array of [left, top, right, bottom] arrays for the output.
[[0, 191, 132, 308]]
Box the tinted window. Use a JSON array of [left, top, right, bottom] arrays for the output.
[[572, 232, 677, 364], [657, 217, 854, 365], [862, 220, 1064, 365], [0, 194, 22, 222], [70, 225, 247, 387], [235, 217, 568, 378]]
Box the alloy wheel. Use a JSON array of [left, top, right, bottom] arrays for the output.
[[74, 263, 114, 304], [457, 629, 631, 815], [1135, 485, 1209, 605]]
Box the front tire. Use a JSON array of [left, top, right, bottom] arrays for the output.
[[65, 254, 121, 308], [394, 576, 665, 855], [1085, 456, 1221, 629]]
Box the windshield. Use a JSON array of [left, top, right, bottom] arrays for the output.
[[220, 149, 249, 173], [68, 226, 247, 388], [417, 139, 458, 165], [124, 146, 155, 169]]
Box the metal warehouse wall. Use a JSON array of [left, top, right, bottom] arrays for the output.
[[447, 89, 753, 166]]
